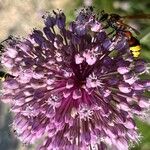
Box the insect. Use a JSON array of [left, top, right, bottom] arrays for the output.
[[0, 42, 4, 54], [0, 35, 13, 55], [122, 31, 141, 58], [1, 35, 13, 43], [99, 11, 150, 57], [99, 11, 150, 34], [0, 71, 14, 81], [0, 44, 4, 53]]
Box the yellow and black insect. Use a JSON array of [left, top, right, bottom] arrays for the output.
[[0, 71, 14, 81], [99, 11, 150, 57], [123, 31, 141, 58]]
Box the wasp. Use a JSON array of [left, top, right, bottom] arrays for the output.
[[99, 11, 141, 34], [99, 11, 150, 57], [120, 31, 141, 58], [0, 71, 14, 81]]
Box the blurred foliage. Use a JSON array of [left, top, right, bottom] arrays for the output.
[[132, 119, 150, 150], [0, 104, 18, 150], [0, 0, 150, 149]]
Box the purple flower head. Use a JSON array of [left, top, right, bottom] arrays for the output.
[[1, 7, 150, 150]]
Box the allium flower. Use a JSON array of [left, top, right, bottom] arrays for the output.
[[1, 8, 150, 150]]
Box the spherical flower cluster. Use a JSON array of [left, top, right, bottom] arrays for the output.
[[1, 8, 150, 150]]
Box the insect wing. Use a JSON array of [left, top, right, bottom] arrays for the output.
[[122, 14, 150, 19]]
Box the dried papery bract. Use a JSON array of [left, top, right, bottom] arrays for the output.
[[1, 7, 150, 150]]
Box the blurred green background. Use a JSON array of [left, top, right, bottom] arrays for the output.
[[0, 0, 150, 150]]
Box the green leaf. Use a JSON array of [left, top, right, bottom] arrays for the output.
[[131, 119, 150, 150]]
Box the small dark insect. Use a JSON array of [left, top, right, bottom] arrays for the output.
[[0, 44, 4, 51], [0, 35, 13, 56], [1, 35, 13, 43], [0, 71, 14, 81]]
